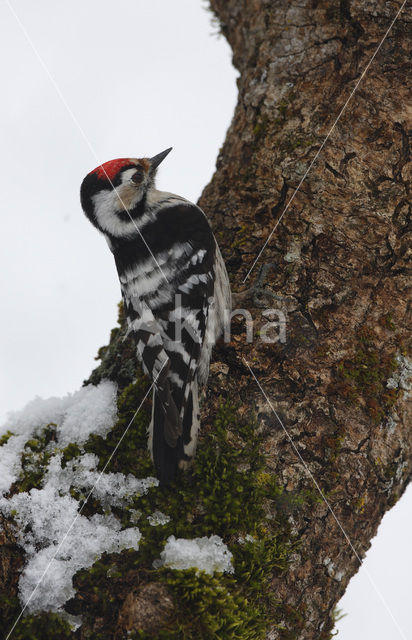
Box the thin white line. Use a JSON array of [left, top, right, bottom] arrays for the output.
[[5, 379, 155, 640], [4, 0, 169, 284], [245, 360, 408, 640], [243, 0, 408, 283]]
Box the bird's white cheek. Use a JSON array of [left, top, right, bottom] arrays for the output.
[[92, 186, 144, 237]]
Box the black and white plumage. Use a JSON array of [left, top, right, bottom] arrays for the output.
[[80, 149, 231, 484]]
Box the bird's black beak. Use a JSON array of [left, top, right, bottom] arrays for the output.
[[150, 147, 173, 171]]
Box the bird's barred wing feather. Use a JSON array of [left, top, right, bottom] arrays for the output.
[[122, 293, 182, 447], [115, 202, 222, 482], [156, 245, 215, 454], [166, 275, 213, 400]]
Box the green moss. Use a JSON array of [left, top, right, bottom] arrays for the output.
[[281, 134, 314, 154], [322, 606, 346, 640], [13, 613, 73, 640], [0, 595, 73, 640], [83, 377, 152, 476], [69, 486, 105, 518], [4, 317, 307, 638], [17, 424, 57, 492], [274, 486, 323, 511], [61, 442, 82, 468], [277, 100, 288, 118], [158, 569, 266, 639], [252, 116, 268, 141], [0, 430, 14, 446], [276, 602, 306, 639], [354, 492, 367, 514], [71, 555, 124, 620], [231, 223, 250, 249], [379, 313, 396, 331], [328, 328, 399, 423], [86, 302, 140, 391], [68, 402, 305, 638], [323, 430, 345, 463], [131, 402, 293, 545]]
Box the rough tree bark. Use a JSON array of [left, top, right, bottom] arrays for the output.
[[200, 0, 411, 636], [1, 1, 410, 639]]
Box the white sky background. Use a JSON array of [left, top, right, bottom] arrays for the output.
[[0, 1, 410, 638]]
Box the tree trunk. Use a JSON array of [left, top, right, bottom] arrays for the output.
[[1, 1, 410, 639], [200, 0, 411, 636]]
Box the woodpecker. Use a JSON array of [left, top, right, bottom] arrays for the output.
[[80, 148, 231, 484]]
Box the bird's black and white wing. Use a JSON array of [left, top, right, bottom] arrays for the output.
[[122, 294, 182, 454], [116, 200, 225, 483]]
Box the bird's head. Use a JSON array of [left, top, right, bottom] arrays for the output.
[[80, 147, 172, 237]]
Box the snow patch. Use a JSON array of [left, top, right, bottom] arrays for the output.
[[147, 510, 170, 526], [238, 533, 255, 544], [58, 381, 118, 446], [45, 454, 158, 508], [0, 447, 155, 614], [0, 485, 142, 613], [0, 380, 117, 443], [129, 509, 142, 524], [0, 379, 159, 616], [0, 434, 29, 495], [155, 535, 234, 575], [0, 381, 117, 496]]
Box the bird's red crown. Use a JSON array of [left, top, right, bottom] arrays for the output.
[[89, 158, 136, 181]]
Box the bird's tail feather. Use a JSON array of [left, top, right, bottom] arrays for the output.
[[149, 379, 201, 484], [179, 379, 200, 469], [150, 385, 183, 485]]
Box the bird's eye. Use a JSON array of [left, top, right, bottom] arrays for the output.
[[131, 170, 143, 185]]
